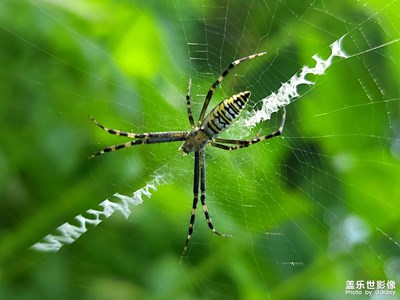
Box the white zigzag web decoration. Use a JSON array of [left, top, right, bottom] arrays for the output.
[[243, 36, 348, 128], [32, 171, 169, 252]]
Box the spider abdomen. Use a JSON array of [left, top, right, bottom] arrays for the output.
[[202, 91, 251, 138]]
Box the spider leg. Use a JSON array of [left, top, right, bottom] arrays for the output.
[[182, 150, 231, 257], [90, 134, 187, 158], [199, 150, 231, 237], [197, 52, 266, 125], [210, 107, 286, 151], [186, 78, 195, 129], [90, 115, 147, 138], [182, 151, 200, 256], [89, 116, 189, 157]]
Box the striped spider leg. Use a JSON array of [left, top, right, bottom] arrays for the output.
[[89, 116, 188, 157], [89, 52, 286, 258]]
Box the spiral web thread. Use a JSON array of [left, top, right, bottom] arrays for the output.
[[31, 36, 348, 253]]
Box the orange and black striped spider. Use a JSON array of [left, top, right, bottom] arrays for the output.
[[90, 52, 286, 256]]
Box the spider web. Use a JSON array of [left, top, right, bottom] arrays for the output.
[[1, 0, 400, 299]]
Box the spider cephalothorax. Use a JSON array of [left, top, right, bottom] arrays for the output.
[[90, 52, 286, 256], [179, 128, 210, 154]]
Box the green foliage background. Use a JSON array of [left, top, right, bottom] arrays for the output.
[[0, 0, 399, 299]]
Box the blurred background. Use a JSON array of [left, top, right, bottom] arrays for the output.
[[1, 0, 399, 299]]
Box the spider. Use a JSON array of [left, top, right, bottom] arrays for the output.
[[89, 52, 286, 256]]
